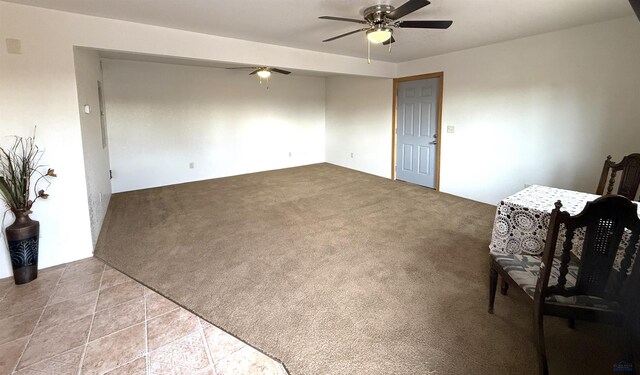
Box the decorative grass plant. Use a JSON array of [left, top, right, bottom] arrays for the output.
[[0, 133, 56, 215]]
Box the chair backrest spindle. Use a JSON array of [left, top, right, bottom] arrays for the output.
[[607, 170, 617, 195], [556, 226, 574, 290]]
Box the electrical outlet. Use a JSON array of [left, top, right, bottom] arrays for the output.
[[447, 126, 455, 133], [288, 152, 292, 157], [350, 152, 354, 158], [189, 162, 195, 169]]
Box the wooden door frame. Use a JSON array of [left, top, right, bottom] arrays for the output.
[[391, 72, 444, 191]]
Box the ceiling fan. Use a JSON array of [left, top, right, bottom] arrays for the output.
[[225, 66, 291, 78], [225, 66, 291, 88], [319, 0, 452, 56]]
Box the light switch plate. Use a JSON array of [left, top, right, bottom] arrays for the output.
[[447, 126, 455, 133], [83, 104, 91, 114]]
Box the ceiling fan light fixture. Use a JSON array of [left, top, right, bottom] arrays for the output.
[[366, 27, 392, 44], [257, 69, 271, 78]]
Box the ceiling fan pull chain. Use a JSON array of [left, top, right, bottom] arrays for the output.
[[367, 39, 371, 64]]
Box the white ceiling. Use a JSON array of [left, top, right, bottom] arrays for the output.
[[7, 0, 635, 62]]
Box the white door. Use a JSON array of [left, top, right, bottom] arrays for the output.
[[395, 78, 439, 189]]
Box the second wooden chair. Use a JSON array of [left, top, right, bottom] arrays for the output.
[[596, 153, 640, 200]]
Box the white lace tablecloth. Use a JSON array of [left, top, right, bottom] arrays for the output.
[[489, 185, 640, 256]]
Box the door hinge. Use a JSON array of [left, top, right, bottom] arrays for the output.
[[109, 170, 113, 179]]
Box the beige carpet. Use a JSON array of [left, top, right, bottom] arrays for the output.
[[95, 163, 619, 374]]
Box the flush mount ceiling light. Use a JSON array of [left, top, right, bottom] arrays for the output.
[[366, 26, 393, 44]]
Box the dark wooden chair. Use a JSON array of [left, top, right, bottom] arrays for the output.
[[489, 195, 640, 374], [597, 153, 640, 201]]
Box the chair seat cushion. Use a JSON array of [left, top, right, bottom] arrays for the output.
[[491, 253, 620, 311]]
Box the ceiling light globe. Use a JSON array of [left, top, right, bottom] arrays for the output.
[[366, 27, 392, 44], [257, 70, 271, 78]]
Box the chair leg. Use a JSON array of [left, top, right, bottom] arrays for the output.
[[489, 267, 498, 314], [500, 279, 509, 295], [534, 309, 549, 375], [568, 318, 575, 329]]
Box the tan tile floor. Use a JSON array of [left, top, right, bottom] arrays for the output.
[[0, 257, 289, 375]]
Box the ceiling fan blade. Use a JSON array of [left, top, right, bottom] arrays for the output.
[[318, 16, 368, 24], [631, 0, 640, 20], [249, 69, 262, 75], [322, 28, 369, 42], [396, 20, 453, 29], [271, 68, 291, 75], [225, 67, 259, 70], [388, 0, 430, 20], [382, 36, 396, 45]]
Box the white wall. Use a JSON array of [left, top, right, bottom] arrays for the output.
[[0, 18, 95, 279], [73, 48, 112, 246], [102, 59, 325, 192], [397, 16, 640, 204], [0, 1, 394, 278], [325, 76, 393, 178]]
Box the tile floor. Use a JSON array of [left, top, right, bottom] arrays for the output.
[[0, 257, 288, 375]]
